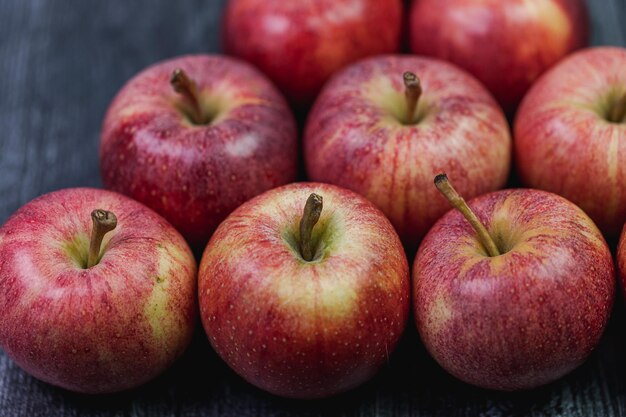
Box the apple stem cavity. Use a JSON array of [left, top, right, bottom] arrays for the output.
[[87, 209, 118, 268], [171, 68, 206, 125], [608, 91, 626, 123], [403, 71, 422, 124], [434, 174, 501, 257], [299, 193, 323, 262]]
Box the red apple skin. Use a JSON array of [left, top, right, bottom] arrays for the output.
[[414, 189, 614, 390], [304, 55, 511, 247], [222, 0, 403, 106], [617, 226, 626, 300], [0, 188, 197, 393], [515, 47, 626, 238], [100, 54, 298, 250], [199, 182, 410, 399], [409, 0, 589, 112]]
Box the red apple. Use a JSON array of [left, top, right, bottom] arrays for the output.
[[100, 54, 298, 250], [0, 188, 197, 393], [222, 0, 403, 106], [409, 0, 589, 112], [414, 175, 614, 390], [515, 47, 626, 238], [198, 182, 410, 398], [304, 55, 511, 247]]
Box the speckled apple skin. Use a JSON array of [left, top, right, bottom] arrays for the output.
[[409, 0, 588, 112], [304, 55, 511, 248], [100, 55, 298, 250], [222, 0, 402, 106], [199, 183, 409, 399], [515, 47, 626, 238], [0, 188, 197, 393], [617, 225, 626, 300], [413, 189, 614, 391]]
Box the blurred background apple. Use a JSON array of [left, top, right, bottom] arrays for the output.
[[409, 0, 589, 113], [222, 0, 403, 107]]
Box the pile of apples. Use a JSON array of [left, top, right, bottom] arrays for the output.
[[0, 0, 625, 400]]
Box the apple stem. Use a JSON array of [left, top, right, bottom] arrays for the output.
[[299, 193, 323, 262], [403, 71, 422, 124], [434, 174, 501, 257], [171, 68, 205, 125], [87, 209, 118, 268], [608, 91, 626, 123]]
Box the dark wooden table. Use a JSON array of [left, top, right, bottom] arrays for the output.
[[1, 1, 625, 416]]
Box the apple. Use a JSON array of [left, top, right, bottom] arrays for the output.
[[409, 0, 589, 112], [198, 182, 410, 398], [0, 188, 197, 393], [413, 174, 615, 390], [222, 0, 403, 106], [304, 55, 511, 248], [100, 54, 298, 250], [515, 46, 626, 238]]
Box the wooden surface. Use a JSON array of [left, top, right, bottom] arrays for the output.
[[1, 0, 625, 416]]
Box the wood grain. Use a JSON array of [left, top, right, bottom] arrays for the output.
[[0, 1, 625, 416]]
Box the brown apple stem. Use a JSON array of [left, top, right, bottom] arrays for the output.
[[299, 193, 323, 262], [87, 209, 118, 268], [170, 68, 204, 124], [608, 91, 626, 123], [434, 174, 500, 257], [403, 71, 422, 124]]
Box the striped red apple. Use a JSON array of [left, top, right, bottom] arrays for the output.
[[304, 55, 511, 248], [198, 182, 410, 398], [413, 175, 614, 390], [515, 46, 626, 238], [0, 188, 197, 393], [100, 54, 298, 250]]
